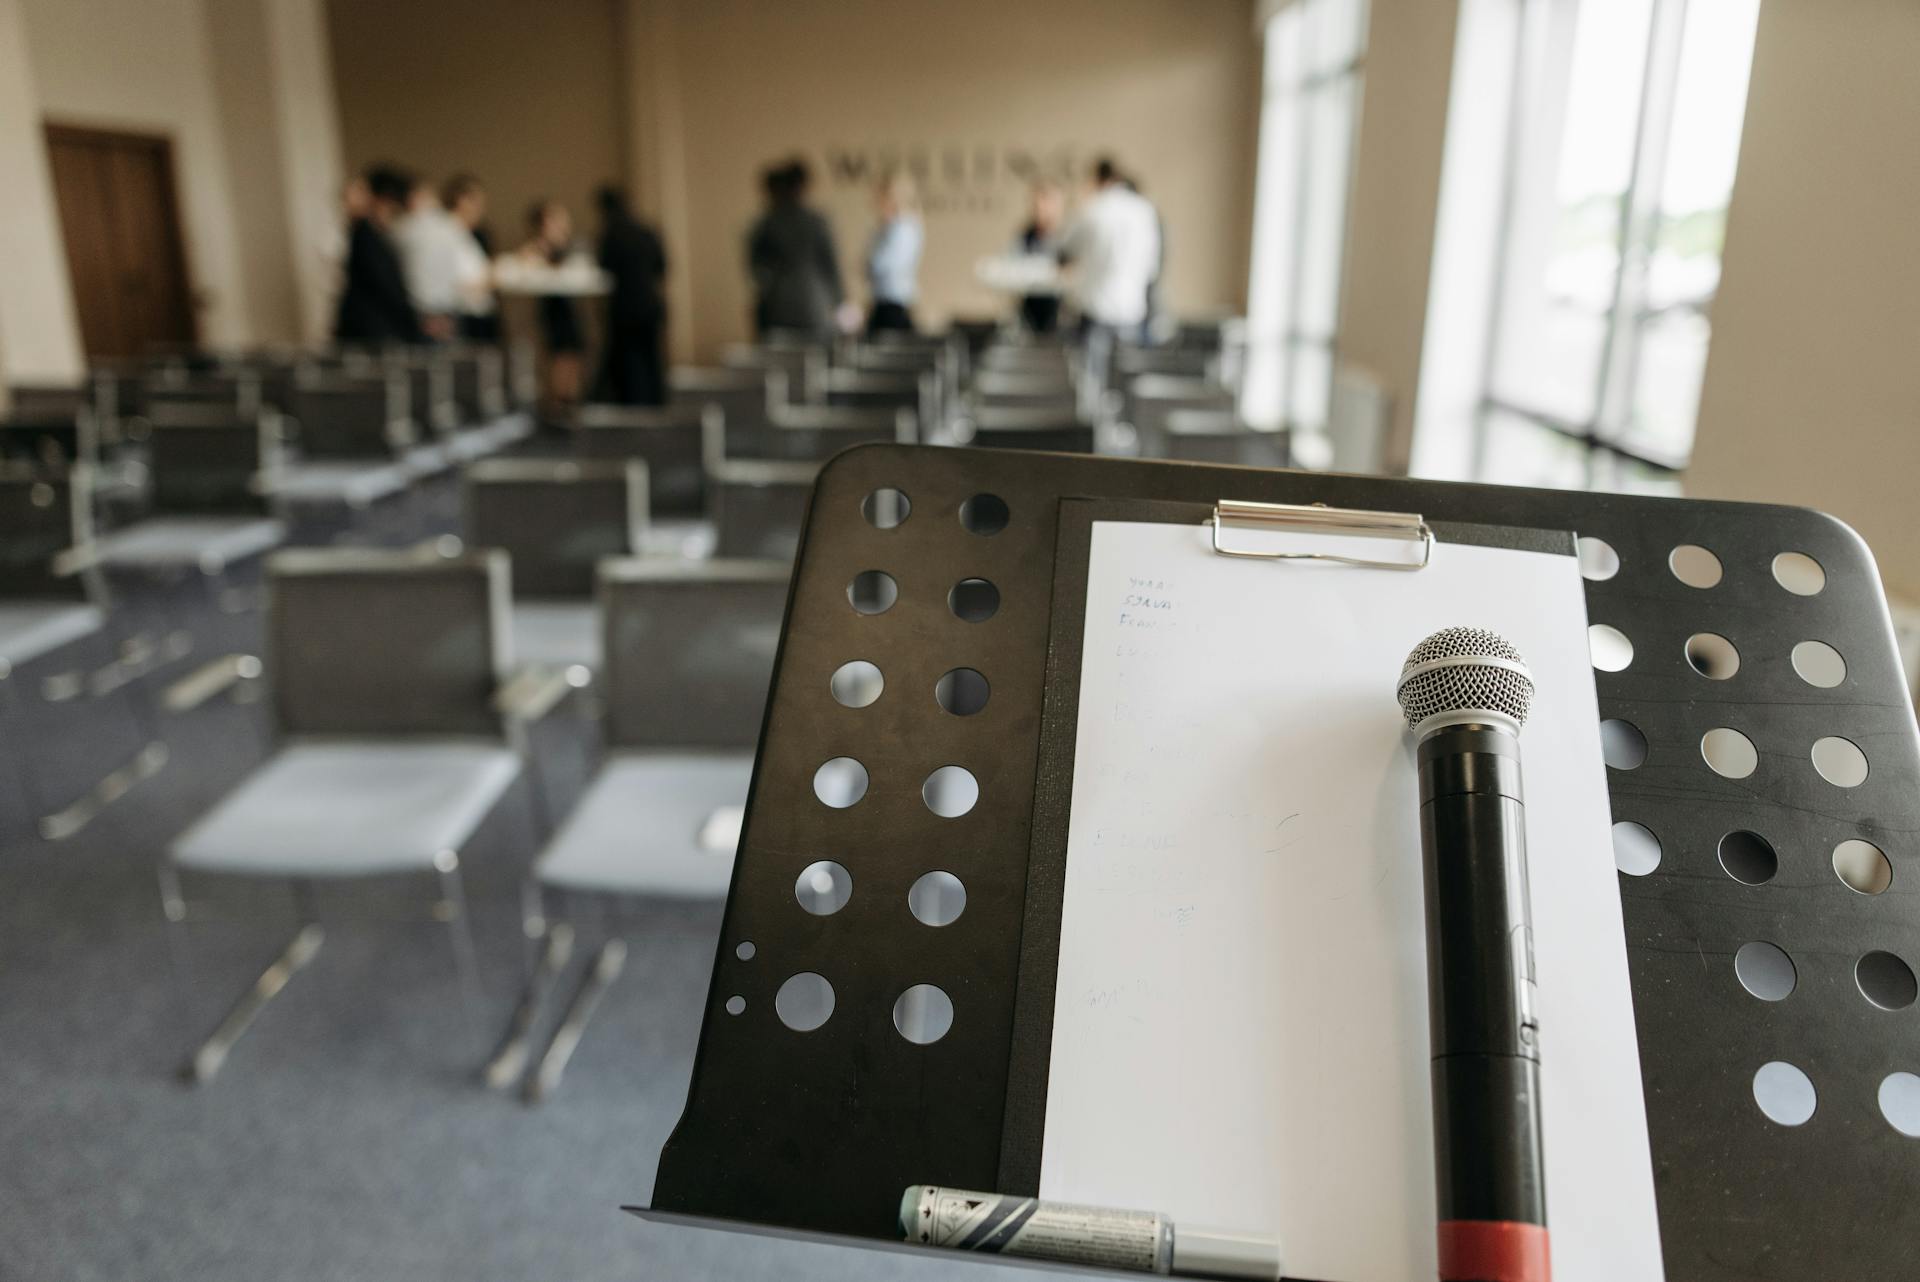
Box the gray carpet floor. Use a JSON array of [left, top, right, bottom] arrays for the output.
[[0, 476, 1036, 1282]]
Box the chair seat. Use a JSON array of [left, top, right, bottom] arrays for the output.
[[268, 463, 411, 509], [172, 740, 521, 877], [512, 601, 599, 670], [0, 602, 104, 671], [401, 444, 455, 478], [92, 517, 285, 573], [536, 751, 753, 897]]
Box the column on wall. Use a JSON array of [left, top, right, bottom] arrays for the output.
[[0, 0, 85, 387]]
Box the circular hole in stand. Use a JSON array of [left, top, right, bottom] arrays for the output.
[[1773, 552, 1826, 596], [794, 860, 853, 916], [1685, 633, 1741, 680], [960, 493, 1010, 535], [922, 766, 980, 818], [909, 871, 967, 927], [862, 487, 911, 529], [935, 668, 990, 716], [734, 941, 756, 961], [1600, 719, 1648, 770], [812, 757, 870, 808], [724, 995, 746, 1016], [774, 972, 835, 1032], [1718, 831, 1778, 885], [1669, 544, 1723, 588], [949, 577, 1000, 623], [847, 570, 898, 615], [1856, 951, 1918, 1011], [1577, 536, 1620, 581], [1791, 640, 1846, 688], [1734, 941, 1797, 1002], [1878, 1073, 1920, 1138], [1812, 736, 1868, 787], [1833, 839, 1893, 895], [1589, 624, 1634, 672], [1753, 1062, 1817, 1127], [1612, 821, 1662, 876], [830, 660, 884, 708], [892, 984, 955, 1045], [1701, 728, 1758, 779]]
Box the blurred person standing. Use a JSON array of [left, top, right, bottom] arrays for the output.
[[520, 200, 587, 407], [394, 176, 465, 341], [1014, 179, 1067, 334], [333, 164, 423, 344], [441, 173, 498, 342], [593, 186, 668, 405], [1057, 156, 1160, 383], [864, 172, 922, 335], [746, 159, 846, 340]]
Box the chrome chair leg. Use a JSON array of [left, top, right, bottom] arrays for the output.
[[523, 938, 626, 1104], [483, 920, 574, 1091], [435, 851, 485, 1040], [184, 923, 324, 1084]]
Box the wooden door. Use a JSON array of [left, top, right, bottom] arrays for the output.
[[45, 124, 197, 360]]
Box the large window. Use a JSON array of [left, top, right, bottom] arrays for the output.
[[1479, 0, 1760, 477], [1242, 0, 1368, 434]]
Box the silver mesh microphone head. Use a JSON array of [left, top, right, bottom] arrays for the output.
[[1396, 626, 1535, 735]]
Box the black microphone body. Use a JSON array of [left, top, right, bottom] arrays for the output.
[[1417, 725, 1547, 1278], [1398, 627, 1549, 1282]]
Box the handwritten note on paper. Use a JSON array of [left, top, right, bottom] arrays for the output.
[[1039, 520, 1663, 1282]]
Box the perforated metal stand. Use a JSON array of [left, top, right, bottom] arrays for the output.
[[649, 445, 1920, 1282]]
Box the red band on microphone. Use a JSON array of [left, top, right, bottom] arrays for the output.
[[1437, 1220, 1551, 1282]]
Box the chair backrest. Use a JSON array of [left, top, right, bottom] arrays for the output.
[[389, 352, 457, 436], [1111, 344, 1217, 388], [0, 405, 95, 474], [146, 404, 275, 515], [288, 370, 411, 459], [143, 371, 262, 418], [674, 366, 787, 458], [712, 460, 818, 561], [757, 404, 911, 463], [1124, 374, 1237, 442], [266, 545, 507, 739], [448, 345, 507, 423], [722, 343, 822, 404], [463, 458, 646, 598], [599, 557, 789, 749], [575, 402, 717, 517], [1147, 409, 1290, 468], [964, 407, 1096, 454], [0, 463, 92, 601], [971, 369, 1078, 415], [977, 343, 1073, 378]]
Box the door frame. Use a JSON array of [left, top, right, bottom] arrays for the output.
[[43, 121, 200, 354]]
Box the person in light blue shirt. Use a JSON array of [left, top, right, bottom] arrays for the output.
[[865, 173, 923, 335]]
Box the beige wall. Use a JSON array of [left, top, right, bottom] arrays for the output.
[[1687, 0, 1920, 598], [1337, 0, 1459, 473], [326, 0, 627, 257], [0, 0, 84, 388], [20, 0, 257, 347], [632, 0, 1259, 357]]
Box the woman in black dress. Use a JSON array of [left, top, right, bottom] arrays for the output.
[[523, 200, 585, 407]]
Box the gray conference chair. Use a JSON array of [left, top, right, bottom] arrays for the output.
[[1145, 409, 1291, 467], [671, 366, 786, 459], [0, 400, 98, 475], [91, 406, 287, 575], [959, 406, 1097, 454], [722, 341, 823, 405], [1122, 373, 1237, 446], [711, 459, 818, 561], [463, 457, 648, 670], [484, 556, 787, 1100], [142, 369, 263, 419], [574, 401, 720, 525], [756, 404, 914, 464], [268, 371, 422, 536], [162, 545, 541, 1083]]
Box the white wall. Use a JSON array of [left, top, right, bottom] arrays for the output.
[[0, 0, 84, 388], [20, 0, 256, 347], [1686, 0, 1920, 599]]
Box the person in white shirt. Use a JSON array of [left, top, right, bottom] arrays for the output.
[[440, 173, 498, 341], [393, 177, 475, 341], [1057, 157, 1161, 337]]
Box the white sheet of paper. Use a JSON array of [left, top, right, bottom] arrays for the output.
[[1039, 520, 1663, 1282]]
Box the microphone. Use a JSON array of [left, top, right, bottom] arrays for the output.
[[1396, 627, 1549, 1282]]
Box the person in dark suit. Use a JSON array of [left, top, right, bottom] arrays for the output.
[[332, 165, 423, 344], [592, 186, 668, 405], [746, 159, 845, 340]]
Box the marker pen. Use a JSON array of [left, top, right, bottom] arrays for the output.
[[900, 1185, 1282, 1280]]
